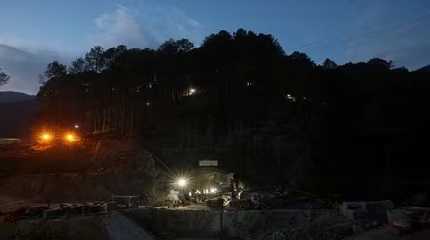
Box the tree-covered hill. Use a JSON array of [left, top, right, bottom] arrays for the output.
[[37, 28, 430, 199]]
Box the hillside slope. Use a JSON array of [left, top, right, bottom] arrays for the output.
[[0, 91, 38, 137], [0, 91, 35, 103]]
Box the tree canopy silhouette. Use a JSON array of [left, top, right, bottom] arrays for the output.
[[0, 68, 10, 87]]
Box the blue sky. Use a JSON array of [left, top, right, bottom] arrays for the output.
[[1, 0, 430, 94]]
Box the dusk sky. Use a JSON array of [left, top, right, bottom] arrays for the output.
[[1, 0, 429, 94]]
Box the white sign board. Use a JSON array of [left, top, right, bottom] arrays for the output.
[[199, 160, 218, 167]]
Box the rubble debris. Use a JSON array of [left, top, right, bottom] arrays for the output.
[[24, 205, 49, 219], [2, 201, 112, 221], [388, 206, 430, 231], [229, 199, 253, 209], [340, 200, 394, 232], [206, 198, 224, 209], [111, 195, 140, 209], [231, 188, 333, 210], [43, 207, 66, 219]]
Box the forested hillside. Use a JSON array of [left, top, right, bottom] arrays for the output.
[[37, 29, 430, 199]]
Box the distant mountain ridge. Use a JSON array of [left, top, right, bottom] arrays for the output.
[[416, 65, 430, 72], [0, 91, 35, 103]]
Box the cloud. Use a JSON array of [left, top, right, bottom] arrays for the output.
[[0, 44, 69, 94], [0, 32, 75, 94], [92, 5, 148, 48], [90, 4, 204, 49]]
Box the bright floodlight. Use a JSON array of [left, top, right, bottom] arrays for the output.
[[176, 177, 188, 188], [74, 124, 80, 129], [39, 132, 53, 143], [189, 88, 196, 95], [210, 187, 218, 194], [64, 132, 79, 143]]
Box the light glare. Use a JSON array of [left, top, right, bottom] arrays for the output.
[[176, 177, 188, 188], [39, 131, 53, 143], [189, 88, 196, 95], [64, 132, 79, 143], [210, 187, 218, 193]]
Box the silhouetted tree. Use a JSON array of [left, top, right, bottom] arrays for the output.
[[69, 57, 86, 74], [322, 58, 338, 69], [85, 46, 106, 73], [367, 58, 393, 70], [44, 61, 67, 80], [0, 68, 10, 87], [159, 39, 194, 55], [103, 45, 127, 68]]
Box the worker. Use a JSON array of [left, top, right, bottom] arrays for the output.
[[231, 173, 240, 200]]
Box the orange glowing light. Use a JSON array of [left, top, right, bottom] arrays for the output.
[[39, 132, 53, 143], [63, 132, 79, 143]]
